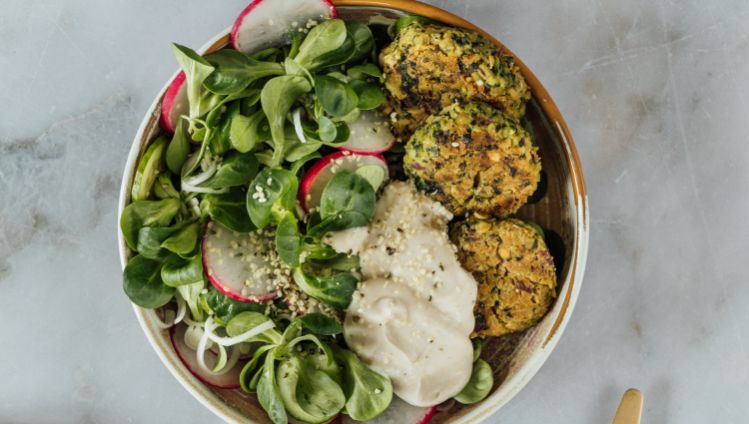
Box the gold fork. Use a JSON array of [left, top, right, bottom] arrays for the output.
[[611, 389, 644, 424]]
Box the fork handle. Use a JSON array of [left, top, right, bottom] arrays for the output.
[[611, 389, 644, 424]]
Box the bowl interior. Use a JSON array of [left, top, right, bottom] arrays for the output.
[[119, 2, 587, 423]]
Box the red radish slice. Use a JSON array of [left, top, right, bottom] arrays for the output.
[[160, 71, 188, 133], [340, 399, 436, 424], [203, 221, 280, 303], [340, 110, 395, 154], [299, 151, 388, 212], [170, 324, 242, 389], [417, 407, 437, 424], [231, 0, 337, 54]]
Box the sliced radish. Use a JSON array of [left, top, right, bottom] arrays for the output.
[[202, 220, 280, 303], [299, 151, 389, 212], [170, 324, 242, 389], [340, 110, 395, 154], [160, 71, 188, 133], [340, 399, 436, 424], [417, 407, 437, 424], [231, 0, 337, 54]]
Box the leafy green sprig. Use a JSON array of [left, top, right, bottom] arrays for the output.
[[226, 311, 392, 424]]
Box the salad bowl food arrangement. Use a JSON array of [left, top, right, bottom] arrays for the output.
[[117, 0, 588, 423]]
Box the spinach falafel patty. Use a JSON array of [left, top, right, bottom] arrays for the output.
[[451, 218, 557, 338], [404, 101, 540, 217], [379, 23, 531, 139]]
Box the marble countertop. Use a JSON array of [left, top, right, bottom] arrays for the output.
[[2, 0, 747, 422]]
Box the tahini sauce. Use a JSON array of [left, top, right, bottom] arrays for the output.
[[327, 182, 477, 407]]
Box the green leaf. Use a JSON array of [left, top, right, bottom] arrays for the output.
[[314, 75, 358, 117], [454, 359, 493, 404], [304, 235, 336, 258], [286, 143, 324, 162], [180, 134, 209, 178], [166, 120, 190, 174], [286, 335, 334, 363], [295, 19, 347, 69], [257, 348, 288, 424], [285, 138, 323, 163], [255, 150, 275, 168], [182, 89, 261, 175], [276, 355, 345, 424], [153, 173, 180, 199], [201, 152, 259, 189], [334, 348, 393, 421], [261, 75, 312, 167], [303, 241, 342, 260], [120, 198, 181, 250], [161, 222, 201, 257], [288, 32, 304, 60], [282, 320, 303, 344], [325, 71, 349, 83], [250, 47, 284, 62], [307, 213, 367, 238], [230, 109, 268, 153], [472, 338, 483, 362], [161, 253, 204, 287], [301, 19, 375, 72], [171, 43, 220, 119], [355, 165, 386, 191], [136, 226, 181, 260], [275, 212, 301, 267], [293, 268, 358, 310], [331, 121, 351, 145], [310, 252, 360, 271], [131, 136, 168, 201], [350, 80, 385, 110], [284, 56, 313, 79], [305, 36, 354, 71], [305, 349, 342, 384], [241, 92, 262, 114], [201, 189, 255, 233], [246, 168, 299, 229], [294, 313, 342, 335], [290, 152, 322, 176], [203, 286, 266, 325], [345, 21, 375, 63], [346, 63, 383, 81], [204, 49, 284, 95], [123, 255, 174, 308], [336, 108, 361, 125], [240, 344, 276, 393], [317, 116, 337, 142], [395, 15, 435, 33], [249, 363, 264, 392], [205, 101, 237, 156], [319, 171, 376, 223], [190, 120, 208, 142]]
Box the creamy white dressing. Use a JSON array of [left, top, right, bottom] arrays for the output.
[[328, 182, 478, 407]]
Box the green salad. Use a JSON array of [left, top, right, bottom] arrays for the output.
[[122, 16, 397, 424], [120, 4, 507, 422]]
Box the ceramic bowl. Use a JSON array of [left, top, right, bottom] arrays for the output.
[[118, 0, 589, 422]]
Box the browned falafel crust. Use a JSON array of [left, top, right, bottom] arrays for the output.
[[404, 101, 541, 217], [379, 23, 531, 139], [451, 217, 557, 337]]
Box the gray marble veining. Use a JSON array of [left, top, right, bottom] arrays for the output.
[[1, 0, 748, 423]]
